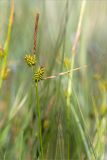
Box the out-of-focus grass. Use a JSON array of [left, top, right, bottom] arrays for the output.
[[0, 0, 107, 160]]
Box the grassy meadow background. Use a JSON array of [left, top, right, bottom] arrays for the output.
[[0, 0, 107, 159]]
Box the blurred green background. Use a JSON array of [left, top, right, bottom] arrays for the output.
[[0, 0, 107, 159]]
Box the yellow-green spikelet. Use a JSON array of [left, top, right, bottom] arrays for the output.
[[0, 48, 5, 58], [0, 67, 10, 80], [34, 66, 45, 82], [25, 54, 36, 66]]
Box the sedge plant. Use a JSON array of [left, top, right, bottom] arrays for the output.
[[24, 13, 44, 159], [24, 10, 89, 159]]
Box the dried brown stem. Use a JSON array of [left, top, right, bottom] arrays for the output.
[[33, 13, 39, 54], [43, 65, 87, 80], [72, 1, 86, 54]]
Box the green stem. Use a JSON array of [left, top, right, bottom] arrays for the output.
[[0, 0, 14, 90], [35, 82, 44, 160]]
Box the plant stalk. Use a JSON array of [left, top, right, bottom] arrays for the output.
[[35, 82, 44, 160]]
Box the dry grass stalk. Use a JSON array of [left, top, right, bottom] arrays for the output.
[[43, 65, 87, 80], [72, 1, 86, 54], [33, 13, 39, 54]]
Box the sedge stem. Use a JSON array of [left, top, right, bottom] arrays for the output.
[[35, 82, 44, 160]]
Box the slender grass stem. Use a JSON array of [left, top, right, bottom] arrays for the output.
[[0, 0, 14, 90], [35, 82, 44, 160], [66, 1, 86, 159]]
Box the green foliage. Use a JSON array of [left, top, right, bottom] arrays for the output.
[[0, 0, 107, 160]]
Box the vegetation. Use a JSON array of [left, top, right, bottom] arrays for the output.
[[0, 0, 107, 159]]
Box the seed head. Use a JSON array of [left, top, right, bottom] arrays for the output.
[[24, 54, 36, 66], [0, 48, 5, 59], [43, 119, 49, 129], [64, 58, 71, 69], [1, 67, 10, 80], [34, 66, 45, 82]]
